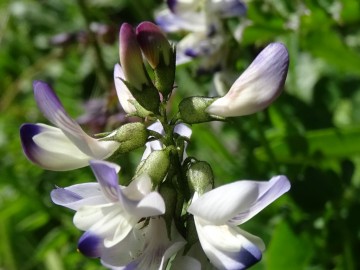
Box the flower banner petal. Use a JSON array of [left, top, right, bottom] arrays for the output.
[[188, 180, 260, 224], [33, 80, 118, 159], [229, 175, 290, 225], [89, 160, 121, 202]]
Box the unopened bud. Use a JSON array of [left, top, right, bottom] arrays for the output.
[[136, 21, 176, 96], [113, 122, 148, 154], [119, 23, 149, 90], [186, 161, 214, 195], [119, 23, 160, 113], [135, 148, 171, 185], [178, 96, 223, 124]]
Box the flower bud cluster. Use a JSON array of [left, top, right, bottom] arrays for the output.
[[20, 19, 291, 270]]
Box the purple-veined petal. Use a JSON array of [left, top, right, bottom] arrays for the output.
[[188, 180, 260, 224], [228, 175, 290, 225], [33, 81, 119, 159], [114, 64, 137, 114], [74, 203, 136, 247], [206, 43, 289, 117], [78, 231, 103, 258], [194, 217, 263, 270], [51, 183, 106, 211], [20, 123, 93, 170], [211, 0, 247, 18], [89, 160, 121, 202]]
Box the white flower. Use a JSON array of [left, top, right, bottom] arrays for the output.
[[188, 175, 291, 270], [155, 0, 246, 70], [206, 43, 289, 117], [20, 81, 119, 171], [100, 217, 186, 270], [51, 160, 165, 250]]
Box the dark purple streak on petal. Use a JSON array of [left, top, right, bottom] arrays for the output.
[[20, 124, 43, 164], [78, 231, 102, 258]]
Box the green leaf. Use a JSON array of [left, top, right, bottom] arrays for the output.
[[255, 127, 360, 164], [265, 221, 313, 270]]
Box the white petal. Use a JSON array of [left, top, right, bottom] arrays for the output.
[[34, 81, 119, 158], [141, 140, 164, 161], [174, 123, 192, 139], [114, 64, 137, 114], [30, 124, 92, 170], [229, 175, 290, 225], [188, 181, 260, 224], [194, 217, 263, 270], [206, 43, 289, 117], [51, 183, 107, 210], [89, 160, 121, 202], [120, 175, 165, 217], [74, 204, 136, 247]]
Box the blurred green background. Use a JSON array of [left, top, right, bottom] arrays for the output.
[[1, 0, 360, 269]]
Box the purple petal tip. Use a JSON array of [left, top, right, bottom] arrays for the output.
[[237, 245, 262, 269], [167, 0, 177, 13], [20, 124, 42, 163], [78, 232, 102, 258]]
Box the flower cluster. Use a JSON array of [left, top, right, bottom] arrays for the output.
[[20, 20, 290, 269], [155, 0, 247, 72]]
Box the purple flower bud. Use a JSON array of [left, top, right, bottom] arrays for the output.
[[119, 23, 149, 89], [136, 21, 172, 69]]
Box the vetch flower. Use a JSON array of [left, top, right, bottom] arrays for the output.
[[20, 81, 119, 171], [100, 217, 186, 269], [188, 175, 290, 270], [51, 160, 165, 250], [206, 43, 289, 118], [155, 0, 246, 70]]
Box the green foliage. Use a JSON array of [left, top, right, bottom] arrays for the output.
[[1, 0, 360, 269]]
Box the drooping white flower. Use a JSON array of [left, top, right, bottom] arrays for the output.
[[51, 160, 165, 250], [99, 217, 186, 270], [206, 43, 289, 118], [20, 81, 119, 171], [188, 175, 290, 270]]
